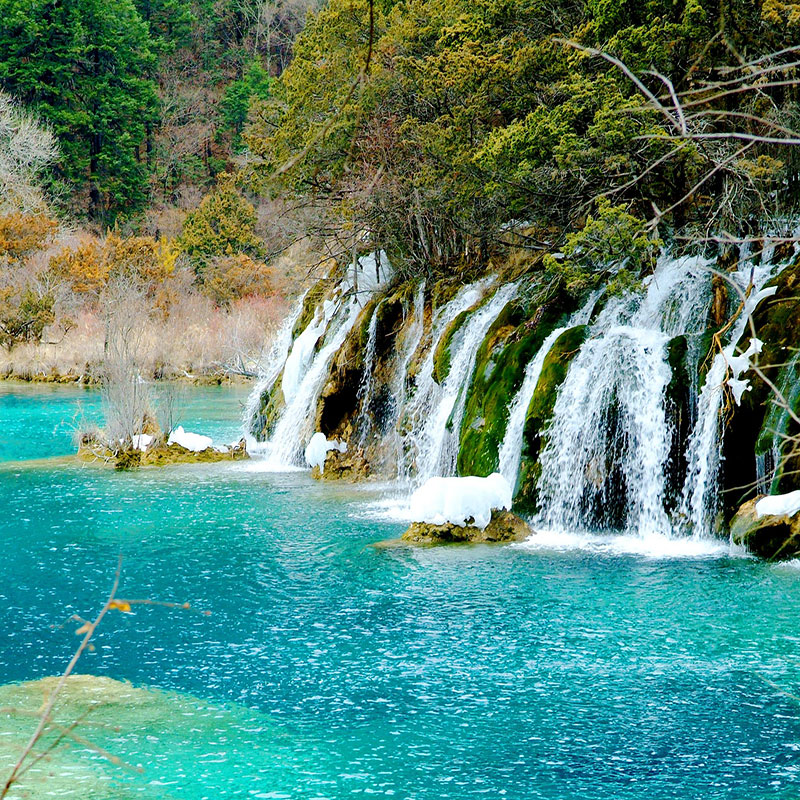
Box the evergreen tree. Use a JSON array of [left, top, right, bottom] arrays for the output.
[[0, 0, 158, 221]]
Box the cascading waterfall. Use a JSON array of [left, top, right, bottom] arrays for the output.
[[679, 256, 785, 534], [388, 282, 426, 469], [402, 282, 518, 484], [242, 292, 307, 435], [498, 290, 602, 493], [354, 300, 383, 444], [395, 278, 495, 483], [434, 282, 519, 478], [534, 255, 713, 537], [266, 295, 364, 467], [244, 238, 797, 545]]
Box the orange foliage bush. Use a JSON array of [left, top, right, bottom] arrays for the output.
[[48, 233, 179, 300], [0, 212, 58, 261], [200, 253, 273, 307]]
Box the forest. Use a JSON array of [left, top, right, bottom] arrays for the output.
[[1, 0, 799, 383]]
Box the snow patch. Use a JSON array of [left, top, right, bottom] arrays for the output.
[[131, 433, 152, 452], [409, 473, 512, 530], [304, 432, 347, 473], [756, 490, 800, 519], [168, 426, 213, 452]]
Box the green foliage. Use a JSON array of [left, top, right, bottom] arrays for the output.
[[243, 0, 798, 281], [543, 200, 661, 296], [179, 184, 264, 268], [0, 0, 159, 221], [223, 61, 272, 149], [0, 287, 55, 348]]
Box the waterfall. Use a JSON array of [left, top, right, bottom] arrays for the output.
[[435, 282, 520, 477], [498, 290, 601, 493], [243, 292, 306, 436], [266, 295, 364, 467], [395, 277, 495, 483], [354, 300, 383, 445], [402, 282, 518, 484], [388, 282, 426, 470], [534, 255, 712, 537], [679, 257, 783, 534]]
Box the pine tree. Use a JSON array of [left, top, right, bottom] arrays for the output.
[[0, 0, 159, 221]]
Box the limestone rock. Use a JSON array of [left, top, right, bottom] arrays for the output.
[[730, 497, 800, 560], [402, 509, 530, 545], [311, 446, 370, 481]]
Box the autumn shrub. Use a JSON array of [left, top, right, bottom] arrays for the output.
[[0, 212, 58, 261], [47, 232, 179, 301], [0, 286, 55, 348], [201, 253, 273, 306]]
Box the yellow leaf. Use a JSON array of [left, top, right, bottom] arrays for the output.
[[109, 600, 132, 613]]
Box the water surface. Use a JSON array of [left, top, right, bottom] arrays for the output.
[[1, 384, 800, 799]]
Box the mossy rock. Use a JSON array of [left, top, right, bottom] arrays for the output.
[[722, 253, 800, 517], [430, 278, 462, 311], [292, 277, 335, 339], [730, 497, 800, 560], [456, 298, 580, 478], [663, 335, 695, 513], [78, 438, 249, 469], [514, 324, 589, 509], [251, 377, 285, 441], [401, 510, 530, 545], [432, 294, 490, 385]]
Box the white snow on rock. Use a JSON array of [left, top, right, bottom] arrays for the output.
[[131, 433, 153, 452], [726, 338, 763, 406], [756, 490, 800, 519], [744, 286, 777, 317], [304, 432, 347, 473], [409, 473, 513, 530], [168, 426, 213, 452]]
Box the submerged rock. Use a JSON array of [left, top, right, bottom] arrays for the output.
[[311, 446, 370, 481], [402, 509, 530, 544], [730, 497, 800, 560]]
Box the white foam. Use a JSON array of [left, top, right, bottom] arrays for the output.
[[515, 527, 734, 559]]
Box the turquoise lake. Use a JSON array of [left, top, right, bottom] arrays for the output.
[[2, 382, 800, 798]]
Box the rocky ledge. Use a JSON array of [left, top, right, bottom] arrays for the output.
[[402, 509, 531, 545], [78, 436, 249, 470], [730, 497, 800, 560]]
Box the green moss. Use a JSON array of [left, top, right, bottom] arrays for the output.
[[456, 298, 578, 478], [514, 324, 589, 509], [292, 277, 334, 339], [251, 377, 285, 440]]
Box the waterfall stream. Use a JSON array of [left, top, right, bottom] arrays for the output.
[[265, 295, 363, 468], [242, 292, 306, 437], [354, 300, 382, 445], [534, 256, 713, 537], [395, 277, 495, 483], [498, 290, 602, 493], [679, 258, 783, 534], [399, 281, 518, 484]]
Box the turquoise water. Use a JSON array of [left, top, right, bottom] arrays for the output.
[[3, 385, 800, 798]]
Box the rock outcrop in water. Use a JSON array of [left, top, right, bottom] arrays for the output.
[[730, 498, 800, 560], [402, 509, 531, 545], [245, 242, 800, 557]]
